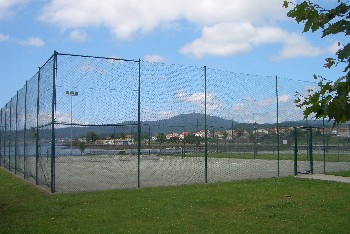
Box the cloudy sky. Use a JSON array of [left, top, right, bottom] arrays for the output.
[[0, 0, 343, 109]]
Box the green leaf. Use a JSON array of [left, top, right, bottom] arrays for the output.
[[338, 44, 350, 60]]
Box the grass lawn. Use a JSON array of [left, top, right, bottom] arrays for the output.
[[326, 171, 350, 177], [179, 152, 350, 162], [0, 168, 349, 233]]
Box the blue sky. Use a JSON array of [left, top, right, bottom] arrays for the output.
[[0, 0, 344, 110]]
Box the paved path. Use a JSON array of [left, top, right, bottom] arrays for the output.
[[296, 174, 350, 183]]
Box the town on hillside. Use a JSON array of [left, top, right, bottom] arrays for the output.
[[71, 126, 350, 146]]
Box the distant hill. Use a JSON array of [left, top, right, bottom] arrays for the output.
[[142, 113, 239, 134], [54, 113, 337, 138]]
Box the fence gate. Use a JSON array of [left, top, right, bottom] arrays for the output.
[[293, 126, 317, 175]]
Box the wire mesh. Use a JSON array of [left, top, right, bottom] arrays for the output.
[[139, 61, 206, 188], [54, 54, 140, 192], [15, 86, 26, 176], [24, 73, 39, 180], [36, 57, 54, 187], [0, 51, 349, 193]]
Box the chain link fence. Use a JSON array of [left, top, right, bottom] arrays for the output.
[[1, 52, 349, 193]]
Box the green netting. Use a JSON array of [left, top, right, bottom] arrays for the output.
[[0, 51, 349, 193]]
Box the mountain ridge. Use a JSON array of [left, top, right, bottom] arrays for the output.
[[54, 113, 337, 138]]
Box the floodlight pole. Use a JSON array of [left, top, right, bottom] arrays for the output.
[[66, 91, 78, 156]]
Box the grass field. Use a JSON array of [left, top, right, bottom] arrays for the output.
[[179, 152, 350, 162], [0, 168, 349, 233], [326, 171, 350, 177]]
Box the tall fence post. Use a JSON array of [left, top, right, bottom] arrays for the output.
[[294, 127, 298, 176], [35, 67, 41, 185], [24, 81, 27, 179], [276, 76, 280, 177], [4, 104, 7, 168], [204, 66, 208, 183], [322, 118, 326, 173], [309, 128, 313, 174], [137, 59, 141, 188], [15, 91, 18, 174], [0, 108, 2, 167], [9, 101, 12, 171], [51, 51, 57, 193]]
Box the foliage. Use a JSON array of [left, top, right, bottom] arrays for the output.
[[283, 0, 350, 125], [78, 141, 85, 155], [183, 133, 202, 145], [86, 131, 98, 143], [1, 170, 349, 233], [235, 128, 245, 138], [169, 136, 180, 143], [155, 133, 166, 143], [30, 127, 37, 139]]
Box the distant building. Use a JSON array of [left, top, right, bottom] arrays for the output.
[[95, 139, 131, 145], [77, 137, 87, 142], [337, 127, 349, 137]]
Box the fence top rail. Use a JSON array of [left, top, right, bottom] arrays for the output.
[[55, 122, 139, 127], [56, 51, 139, 63]]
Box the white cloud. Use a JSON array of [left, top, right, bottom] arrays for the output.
[[180, 22, 337, 59], [180, 22, 279, 58], [158, 111, 176, 119], [278, 94, 290, 103], [16, 37, 45, 47], [177, 91, 221, 111], [144, 54, 166, 63], [0, 0, 28, 19], [39, 0, 335, 60], [0, 33, 10, 41], [69, 29, 88, 42], [271, 34, 339, 60], [39, 0, 288, 40]]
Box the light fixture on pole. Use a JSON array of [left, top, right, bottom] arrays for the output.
[[66, 90, 78, 155]]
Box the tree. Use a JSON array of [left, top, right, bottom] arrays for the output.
[[169, 136, 180, 143], [283, 1, 350, 125], [86, 131, 98, 143], [183, 134, 202, 145], [156, 133, 166, 143], [30, 127, 37, 139], [78, 141, 86, 155]]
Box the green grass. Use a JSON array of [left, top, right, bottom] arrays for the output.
[[0, 168, 349, 233], [326, 171, 350, 177], [177, 152, 350, 162]]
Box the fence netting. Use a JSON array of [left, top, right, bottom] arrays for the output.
[[0, 52, 349, 193]]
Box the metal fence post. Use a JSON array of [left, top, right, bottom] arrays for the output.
[[0, 108, 2, 167], [322, 118, 326, 173], [276, 76, 280, 177], [15, 91, 18, 174], [9, 101, 12, 171], [204, 66, 208, 183], [51, 51, 57, 193], [137, 59, 141, 188], [36, 67, 41, 185], [309, 128, 313, 174], [4, 104, 7, 168], [24, 81, 27, 178], [294, 127, 298, 176]]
